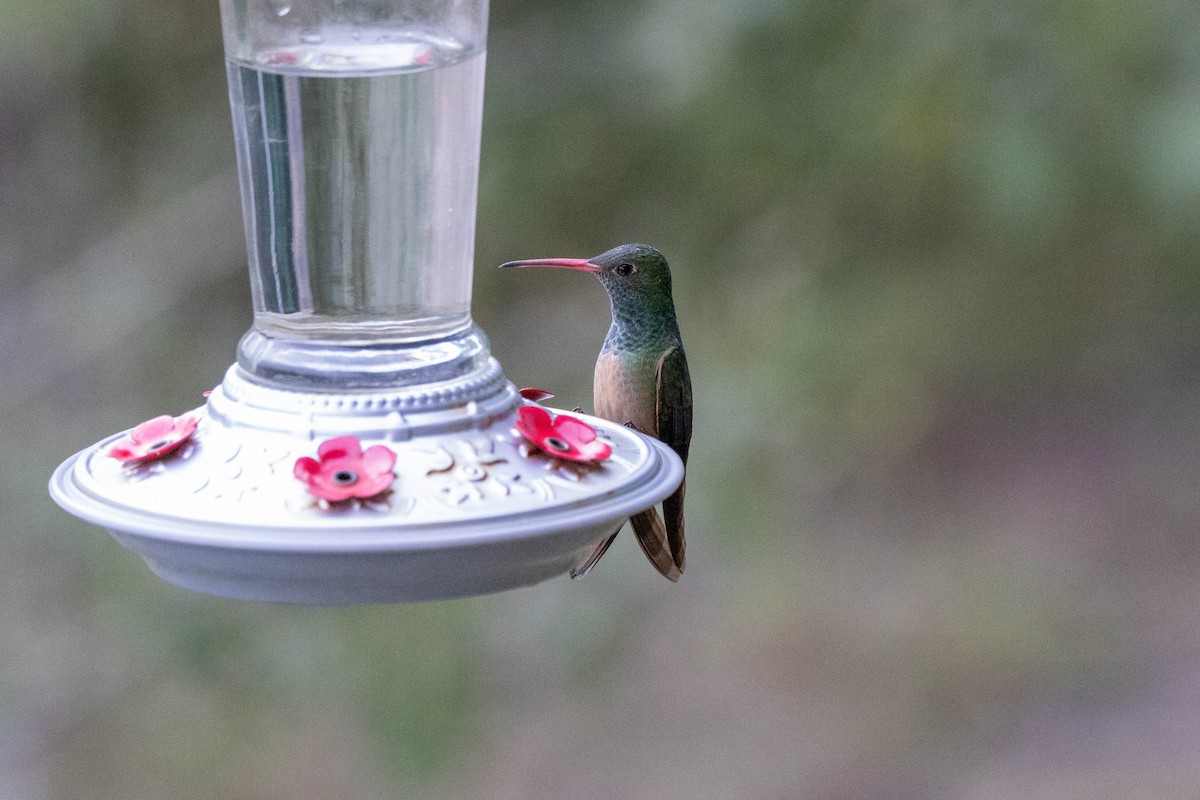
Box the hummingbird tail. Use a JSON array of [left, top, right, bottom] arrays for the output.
[[630, 508, 682, 582], [570, 525, 622, 579]]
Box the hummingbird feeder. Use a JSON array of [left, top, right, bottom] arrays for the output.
[[48, 0, 683, 604]]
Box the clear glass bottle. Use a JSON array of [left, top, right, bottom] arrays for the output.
[[219, 0, 490, 389]]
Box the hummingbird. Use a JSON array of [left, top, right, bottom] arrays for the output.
[[500, 243, 692, 582]]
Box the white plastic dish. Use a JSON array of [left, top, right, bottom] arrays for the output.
[[49, 364, 684, 604]]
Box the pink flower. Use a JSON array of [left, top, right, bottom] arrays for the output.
[[519, 387, 555, 403], [515, 406, 611, 463], [294, 436, 397, 502], [108, 414, 199, 465]]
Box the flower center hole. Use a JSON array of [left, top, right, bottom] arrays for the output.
[[332, 469, 359, 486], [544, 436, 571, 453]]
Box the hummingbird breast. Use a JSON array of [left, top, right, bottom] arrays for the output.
[[593, 350, 658, 435]]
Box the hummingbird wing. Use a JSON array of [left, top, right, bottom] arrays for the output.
[[656, 346, 692, 572], [655, 346, 692, 464], [570, 525, 622, 579]]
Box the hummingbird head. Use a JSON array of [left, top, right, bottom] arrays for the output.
[[500, 243, 680, 346], [587, 243, 673, 304], [499, 243, 674, 310]]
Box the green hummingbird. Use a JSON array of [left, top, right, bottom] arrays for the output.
[[500, 243, 692, 582]]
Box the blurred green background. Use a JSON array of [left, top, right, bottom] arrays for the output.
[[4, 0, 1200, 797]]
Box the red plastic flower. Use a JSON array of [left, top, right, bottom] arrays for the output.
[[515, 406, 611, 463], [294, 436, 397, 502], [108, 414, 199, 465], [519, 387, 555, 403]]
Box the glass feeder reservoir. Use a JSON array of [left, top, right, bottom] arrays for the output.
[[49, 0, 683, 603]]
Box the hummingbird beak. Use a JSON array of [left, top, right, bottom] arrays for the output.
[[498, 257, 601, 273]]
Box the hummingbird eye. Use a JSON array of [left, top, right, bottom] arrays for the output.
[[615, 262, 635, 277]]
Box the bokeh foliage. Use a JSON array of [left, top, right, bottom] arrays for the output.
[[3, 1, 1200, 798]]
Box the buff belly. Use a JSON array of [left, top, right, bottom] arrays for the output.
[[593, 350, 658, 436]]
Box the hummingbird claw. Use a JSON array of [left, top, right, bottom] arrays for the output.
[[572, 406, 584, 414]]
